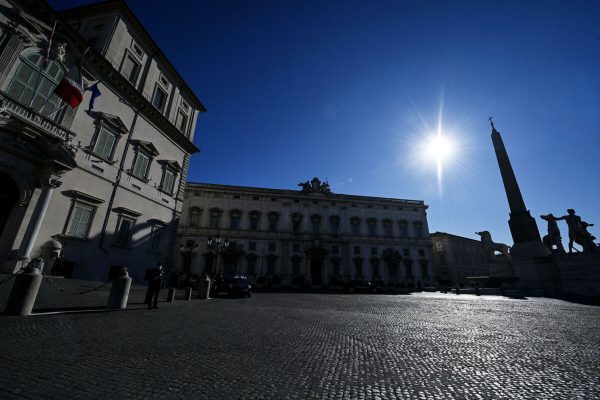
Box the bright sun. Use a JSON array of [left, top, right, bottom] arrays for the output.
[[425, 134, 454, 163]]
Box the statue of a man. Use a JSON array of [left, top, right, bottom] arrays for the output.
[[540, 214, 566, 253], [556, 209, 595, 253]]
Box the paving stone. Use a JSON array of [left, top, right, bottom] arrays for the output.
[[0, 285, 599, 399]]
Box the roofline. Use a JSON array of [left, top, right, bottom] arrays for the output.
[[56, 0, 206, 112], [186, 182, 428, 207], [431, 231, 481, 242]]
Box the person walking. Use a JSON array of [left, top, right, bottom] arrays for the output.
[[147, 263, 164, 309]]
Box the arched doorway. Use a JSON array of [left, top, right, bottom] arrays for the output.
[[0, 171, 19, 240]]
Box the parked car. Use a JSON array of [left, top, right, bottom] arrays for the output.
[[346, 280, 381, 294], [219, 276, 252, 298]]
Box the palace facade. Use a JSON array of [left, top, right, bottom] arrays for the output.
[[175, 179, 435, 288], [0, 0, 204, 282], [431, 232, 489, 286]]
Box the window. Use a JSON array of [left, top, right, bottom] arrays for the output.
[[66, 201, 95, 238], [115, 216, 135, 246], [351, 217, 361, 236], [399, 220, 408, 238], [152, 85, 167, 112], [383, 219, 393, 237], [292, 243, 300, 253], [7, 53, 65, 119], [92, 127, 117, 160], [249, 242, 257, 251], [189, 208, 201, 226], [291, 213, 303, 233], [121, 54, 140, 84], [371, 247, 378, 256], [353, 246, 361, 255], [249, 211, 260, 231], [419, 249, 425, 257], [330, 216, 340, 235], [367, 218, 377, 236], [160, 167, 176, 194], [268, 242, 276, 252], [403, 248, 410, 257], [209, 208, 222, 229], [132, 150, 150, 180], [148, 223, 165, 252], [176, 109, 188, 132], [230, 210, 242, 230], [311, 215, 321, 234], [331, 245, 339, 254], [414, 221, 424, 239], [268, 212, 279, 232]]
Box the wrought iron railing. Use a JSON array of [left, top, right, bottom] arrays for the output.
[[0, 91, 77, 142]]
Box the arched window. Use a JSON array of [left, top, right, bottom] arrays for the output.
[[6, 53, 65, 119], [367, 218, 377, 236], [248, 210, 261, 231], [311, 214, 321, 234]]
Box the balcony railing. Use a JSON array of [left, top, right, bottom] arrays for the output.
[[0, 91, 76, 142]]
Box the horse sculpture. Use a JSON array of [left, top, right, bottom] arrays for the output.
[[476, 231, 511, 263]]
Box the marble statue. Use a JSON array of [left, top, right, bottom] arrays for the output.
[[476, 230, 511, 263], [540, 214, 566, 254], [556, 209, 597, 253]]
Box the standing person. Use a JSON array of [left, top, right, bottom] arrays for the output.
[[147, 263, 164, 309]]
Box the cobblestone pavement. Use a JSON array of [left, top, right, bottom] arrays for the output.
[[1, 285, 599, 399]]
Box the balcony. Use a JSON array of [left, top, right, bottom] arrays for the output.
[[0, 91, 76, 142]]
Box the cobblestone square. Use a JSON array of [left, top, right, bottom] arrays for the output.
[[1, 289, 599, 399]]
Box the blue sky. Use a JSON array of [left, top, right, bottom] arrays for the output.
[[51, 0, 600, 247]]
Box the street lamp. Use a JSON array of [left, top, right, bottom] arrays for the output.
[[179, 241, 199, 284], [207, 234, 229, 276]]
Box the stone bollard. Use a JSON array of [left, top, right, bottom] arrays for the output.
[[166, 287, 176, 303], [199, 277, 211, 300], [4, 258, 44, 316], [184, 287, 192, 301], [106, 268, 132, 310]]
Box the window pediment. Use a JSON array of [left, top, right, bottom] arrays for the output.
[[94, 112, 129, 134], [157, 159, 181, 172], [62, 190, 104, 204], [113, 207, 142, 217], [130, 139, 159, 156]]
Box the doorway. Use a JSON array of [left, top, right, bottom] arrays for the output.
[[310, 257, 323, 285]]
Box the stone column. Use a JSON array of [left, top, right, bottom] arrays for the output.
[[18, 178, 61, 263]]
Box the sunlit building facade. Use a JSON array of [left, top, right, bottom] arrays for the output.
[[0, 0, 204, 282], [431, 232, 489, 286], [175, 179, 434, 288]]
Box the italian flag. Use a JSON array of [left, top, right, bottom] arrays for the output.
[[53, 63, 84, 108]]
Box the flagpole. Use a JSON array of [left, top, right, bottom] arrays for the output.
[[40, 46, 90, 114], [29, 20, 57, 108], [45, 103, 68, 120]]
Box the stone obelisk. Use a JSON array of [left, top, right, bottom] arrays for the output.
[[489, 117, 549, 259]]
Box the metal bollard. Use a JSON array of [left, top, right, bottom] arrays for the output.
[[4, 259, 44, 316], [106, 268, 132, 310], [184, 287, 192, 301], [166, 287, 176, 303], [199, 277, 211, 300]]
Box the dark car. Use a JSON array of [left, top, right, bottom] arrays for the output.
[[346, 280, 380, 294], [222, 276, 252, 297]]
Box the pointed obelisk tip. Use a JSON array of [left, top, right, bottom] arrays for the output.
[[488, 115, 496, 131]]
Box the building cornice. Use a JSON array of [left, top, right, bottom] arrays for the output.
[[186, 182, 427, 208]]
